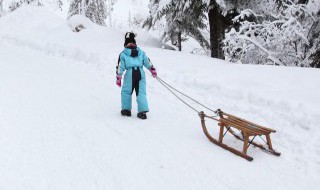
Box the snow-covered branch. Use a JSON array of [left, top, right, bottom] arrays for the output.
[[239, 35, 283, 65], [223, 0, 316, 67]]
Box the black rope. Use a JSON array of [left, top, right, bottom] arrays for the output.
[[247, 135, 257, 149], [223, 127, 231, 138], [259, 135, 268, 145], [155, 76, 217, 114]]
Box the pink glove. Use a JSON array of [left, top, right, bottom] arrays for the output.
[[116, 75, 122, 87], [149, 67, 157, 77]]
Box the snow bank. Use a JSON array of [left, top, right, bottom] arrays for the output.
[[67, 14, 94, 32], [0, 6, 170, 58], [0, 6, 320, 190]]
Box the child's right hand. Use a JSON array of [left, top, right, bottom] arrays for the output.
[[116, 75, 122, 87]]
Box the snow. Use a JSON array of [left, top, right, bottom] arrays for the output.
[[67, 14, 94, 30], [1, 6, 320, 190], [113, 0, 149, 24]]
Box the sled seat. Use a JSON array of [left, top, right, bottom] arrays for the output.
[[199, 109, 280, 161]]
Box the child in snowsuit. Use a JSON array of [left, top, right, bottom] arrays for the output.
[[116, 32, 157, 119]]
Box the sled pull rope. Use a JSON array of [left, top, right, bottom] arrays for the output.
[[155, 76, 218, 115]]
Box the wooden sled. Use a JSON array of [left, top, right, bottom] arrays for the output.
[[199, 109, 281, 161]]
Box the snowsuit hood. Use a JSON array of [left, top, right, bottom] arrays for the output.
[[123, 46, 141, 58]]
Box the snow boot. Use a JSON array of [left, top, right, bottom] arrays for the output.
[[137, 112, 147, 120], [121, 109, 131, 116]]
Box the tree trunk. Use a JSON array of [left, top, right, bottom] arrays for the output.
[[298, 0, 308, 4], [310, 49, 320, 68], [208, 0, 225, 59], [177, 31, 182, 51]]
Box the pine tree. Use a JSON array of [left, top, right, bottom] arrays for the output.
[[68, 0, 85, 16], [144, 0, 209, 51], [105, 0, 117, 27], [68, 0, 107, 26], [57, 0, 63, 11], [310, 49, 320, 68], [307, 2, 320, 67], [0, 0, 3, 17], [86, 0, 107, 26]]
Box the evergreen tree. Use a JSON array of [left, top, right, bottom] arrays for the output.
[[86, 0, 107, 26], [68, 0, 86, 17], [105, 0, 117, 27], [310, 49, 320, 68], [57, 0, 63, 11], [0, 0, 3, 17], [307, 3, 320, 67], [68, 0, 107, 26], [144, 0, 209, 51]]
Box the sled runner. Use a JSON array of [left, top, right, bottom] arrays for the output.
[[199, 109, 281, 161]]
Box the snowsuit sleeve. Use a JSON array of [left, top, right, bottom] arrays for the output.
[[117, 53, 126, 76], [142, 51, 152, 70]]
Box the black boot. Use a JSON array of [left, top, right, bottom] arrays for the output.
[[121, 110, 131, 116], [137, 112, 147, 119]]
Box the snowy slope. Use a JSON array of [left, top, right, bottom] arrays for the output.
[[1, 6, 320, 190]]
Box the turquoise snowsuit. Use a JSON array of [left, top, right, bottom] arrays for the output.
[[117, 47, 152, 112]]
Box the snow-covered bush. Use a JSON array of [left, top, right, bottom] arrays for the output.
[[105, 0, 117, 27], [68, 0, 107, 26], [128, 11, 145, 29], [223, 0, 319, 67], [67, 14, 93, 32], [8, 0, 42, 12], [67, 0, 117, 27]]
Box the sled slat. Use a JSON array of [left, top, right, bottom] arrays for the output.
[[223, 112, 276, 133], [225, 117, 271, 134], [220, 118, 262, 136]]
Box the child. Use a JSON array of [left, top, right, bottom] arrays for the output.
[[116, 32, 157, 119]]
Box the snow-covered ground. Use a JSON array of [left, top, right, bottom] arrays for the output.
[[0, 6, 320, 190]]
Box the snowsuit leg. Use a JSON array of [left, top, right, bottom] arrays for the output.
[[136, 68, 149, 112], [121, 67, 149, 112], [121, 70, 133, 110]]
